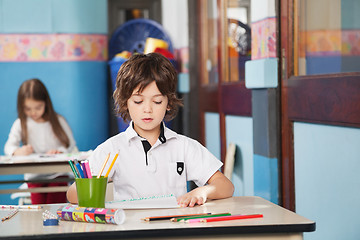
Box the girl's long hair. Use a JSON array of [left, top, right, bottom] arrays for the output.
[[17, 78, 70, 147]]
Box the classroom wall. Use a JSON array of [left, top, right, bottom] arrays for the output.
[[246, 0, 279, 204], [205, 113, 221, 160], [0, 0, 108, 204], [294, 122, 360, 240], [0, 0, 109, 154], [225, 116, 254, 197], [205, 113, 254, 198]]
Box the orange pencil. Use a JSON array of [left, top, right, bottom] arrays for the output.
[[97, 153, 110, 178], [104, 152, 119, 177]]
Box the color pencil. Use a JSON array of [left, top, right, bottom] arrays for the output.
[[81, 161, 88, 178], [84, 160, 92, 178], [0, 205, 42, 210], [97, 153, 110, 178], [1, 209, 18, 222], [180, 213, 231, 223], [200, 214, 263, 223], [142, 213, 211, 222], [68, 160, 79, 178], [74, 159, 85, 178], [104, 152, 119, 178]]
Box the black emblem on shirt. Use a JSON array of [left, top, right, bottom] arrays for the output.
[[177, 162, 184, 175]]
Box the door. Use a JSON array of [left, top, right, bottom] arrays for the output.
[[280, 0, 360, 210], [195, 0, 252, 163]]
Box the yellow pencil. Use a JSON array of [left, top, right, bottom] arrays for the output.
[[97, 153, 110, 178], [104, 152, 119, 177]]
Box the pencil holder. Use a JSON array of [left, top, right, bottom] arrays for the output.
[[75, 177, 108, 208]]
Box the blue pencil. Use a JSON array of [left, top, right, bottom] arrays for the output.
[[74, 159, 85, 178]]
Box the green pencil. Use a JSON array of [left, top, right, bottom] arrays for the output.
[[68, 160, 79, 178], [173, 213, 231, 222]]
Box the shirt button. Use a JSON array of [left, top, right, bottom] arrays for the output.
[[178, 167, 182, 172]]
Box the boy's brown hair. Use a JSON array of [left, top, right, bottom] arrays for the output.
[[113, 53, 183, 122]]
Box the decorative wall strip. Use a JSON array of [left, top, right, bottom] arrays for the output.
[[0, 34, 107, 61], [300, 30, 360, 57], [251, 17, 276, 60]]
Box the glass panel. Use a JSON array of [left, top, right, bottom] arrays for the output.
[[296, 0, 360, 76], [227, 0, 251, 82], [203, 0, 219, 85]]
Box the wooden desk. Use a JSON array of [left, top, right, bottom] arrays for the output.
[[0, 152, 91, 195], [0, 196, 315, 240]]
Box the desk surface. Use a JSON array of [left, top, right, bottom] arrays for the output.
[[0, 196, 315, 240], [0, 151, 91, 166], [0, 152, 91, 195]]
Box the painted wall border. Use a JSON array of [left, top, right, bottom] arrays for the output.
[[0, 34, 107, 62]]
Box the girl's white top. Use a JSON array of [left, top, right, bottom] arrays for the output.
[[88, 122, 223, 201], [4, 116, 77, 180]]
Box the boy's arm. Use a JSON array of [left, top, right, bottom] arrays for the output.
[[66, 182, 78, 204], [177, 171, 234, 207]]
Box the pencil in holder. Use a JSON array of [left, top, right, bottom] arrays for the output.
[[75, 176, 108, 208]]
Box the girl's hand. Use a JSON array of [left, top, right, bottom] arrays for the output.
[[46, 149, 62, 154], [13, 145, 34, 156]]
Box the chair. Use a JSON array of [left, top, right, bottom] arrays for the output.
[[10, 183, 31, 205]]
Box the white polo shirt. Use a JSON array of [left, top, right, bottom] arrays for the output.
[[88, 122, 223, 201]]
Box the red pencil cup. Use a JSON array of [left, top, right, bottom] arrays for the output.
[[75, 177, 108, 208]]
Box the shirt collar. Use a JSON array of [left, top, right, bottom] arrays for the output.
[[124, 121, 177, 144]]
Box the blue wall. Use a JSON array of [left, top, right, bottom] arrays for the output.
[[1, 0, 107, 34], [0, 62, 108, 152], [225, 115, 254, 197], [294, 122, 360, 240], [205, 113, 254, 198], [205, 113, 221, 159]]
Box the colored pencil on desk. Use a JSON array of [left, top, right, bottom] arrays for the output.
[[68, 160, 79, 178], [142, 213, 212, 222], [178, 213, 231, 222], [1, 205, 42, 210], [104, 152, 119, 178], [200, 214, 263, 223], [74, 159, 85, 178], [81, 161, 88, 178], [1, 209, 18, 222], [97, 153, 110, 178]]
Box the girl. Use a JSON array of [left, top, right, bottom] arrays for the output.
[[4, 78, 77, 204], [67, 53, 234, 207]]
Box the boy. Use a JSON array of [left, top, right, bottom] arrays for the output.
[[67, 53, 234, 207]]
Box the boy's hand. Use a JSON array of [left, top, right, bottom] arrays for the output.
[[13, 145, 33, 156], [177, 187, 208, 207], [177, 171, 234, 208]]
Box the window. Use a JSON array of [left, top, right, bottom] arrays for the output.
[[295, 0, 360, 76]]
